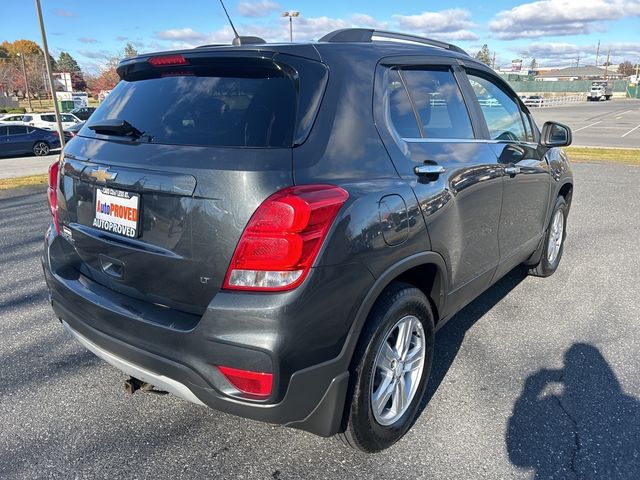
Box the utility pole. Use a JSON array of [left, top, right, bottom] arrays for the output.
[[492, 52, 496, 70], [34, 0, 65, 147], [576, 56, 580, 68], [595, 40, 600, 67], [282, 11, 300, 42], [17, 53, 33, 112], [604, 48, 611, 80]]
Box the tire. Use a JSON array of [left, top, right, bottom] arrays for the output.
[[337, 282, 435, 452], [522, 195, 568, 277], [33, 141, 50, 156]]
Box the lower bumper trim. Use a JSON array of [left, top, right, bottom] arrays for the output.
[[62, 320, 205, 406]]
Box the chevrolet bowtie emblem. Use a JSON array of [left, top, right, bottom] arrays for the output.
[[89, 168, 117, 183]]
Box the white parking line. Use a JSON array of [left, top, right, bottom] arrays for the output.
[[621, 124, 640, 138], [573, 121, 602, 132]]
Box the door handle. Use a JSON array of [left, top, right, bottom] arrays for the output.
[[504, 165, 521, 176], [414, 164, 446, 177]]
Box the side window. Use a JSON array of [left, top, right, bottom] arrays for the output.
[[387, 69, 421, 138], [41, 115, 55, 122], [22, 115, 33, 123], [7, 125, 28, 135], [401, 69, 474, 139], [62, 114, 75, 122], [467, 73, 527, 142], [0, 127, 7, 136]]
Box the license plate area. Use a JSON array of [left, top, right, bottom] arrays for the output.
[[93, 187, 140, 238]]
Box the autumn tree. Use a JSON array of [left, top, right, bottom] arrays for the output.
[[618, 61, 636, 77], [475, 44, 491, 66]]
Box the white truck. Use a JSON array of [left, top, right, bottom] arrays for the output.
[[588, 80, 613, 101]]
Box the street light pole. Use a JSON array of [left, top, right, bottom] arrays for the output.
[[34, 0, 65, 147], [17, 53, 33, 112], [282, 11, 300, 42]]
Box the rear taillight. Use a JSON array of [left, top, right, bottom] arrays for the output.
[[47, 160, 60, 234], [218, 366, 272, 398], [223, 185, 349, 291]]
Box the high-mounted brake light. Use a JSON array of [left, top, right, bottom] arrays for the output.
[[223, 185, 349, 291], [218, 365, 272, 398], [47, 160, 60, 234], [147, 54, 189, 67]]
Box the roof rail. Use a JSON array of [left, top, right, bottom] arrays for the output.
[[318, 28, 468, 56]]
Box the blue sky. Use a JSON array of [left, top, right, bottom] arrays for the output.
[[3, 0, 640, 73]]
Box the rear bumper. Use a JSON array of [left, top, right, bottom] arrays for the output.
[[43, 227, 374, 436]]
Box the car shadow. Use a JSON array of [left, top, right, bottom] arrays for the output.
[[506, 343, 640, 479], [423, 268, 526, 405]]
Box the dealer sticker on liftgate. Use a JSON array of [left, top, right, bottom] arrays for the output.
[[93, 187, 140, 238]]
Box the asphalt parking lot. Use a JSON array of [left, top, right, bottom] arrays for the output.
[[530, 99, 640, 148], [0, 152, 58, 180], [1, 161, 639, 479]]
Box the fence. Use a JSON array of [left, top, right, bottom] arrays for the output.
[[505, 79, 629, 94], [524, 95, 586, 108]]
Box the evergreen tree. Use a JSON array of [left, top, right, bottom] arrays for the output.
[[123, 42, 138, 58], [475, 44, 491, 66], [56, 51, 86, 91]]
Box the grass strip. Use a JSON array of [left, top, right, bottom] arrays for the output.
[[0, 174, 48, 190], [566, 147, 640, 165]]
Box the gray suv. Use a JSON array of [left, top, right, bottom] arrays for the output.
[[42, 29, 573, 452]]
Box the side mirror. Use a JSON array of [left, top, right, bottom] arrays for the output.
[[541, 121, 572, 148]]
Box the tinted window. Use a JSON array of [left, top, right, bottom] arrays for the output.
[[7, 125, 28, 135], [0, 127, 7, 136], [61, 114, 76, 122], [401, 69, 474, 139], [22, 115, 33, 122], [387, 70, 420, 138], [41, 115, 56, 122], [467, 73, 526, 142], [85, 73, 296, 147]]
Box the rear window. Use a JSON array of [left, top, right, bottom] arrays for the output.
[[84, 72, 296, 148]]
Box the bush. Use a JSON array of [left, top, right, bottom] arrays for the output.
[[7, 107, 26, 114], [0, 109, 6, 114]]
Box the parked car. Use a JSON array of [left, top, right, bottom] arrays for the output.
[[64, 121, 85, 138], [0, 124, 61, 157], [525, 95, 544, 107], [69, 106, 96, 120], [42, 28, 574, 453], [22, 112, 81, 130], [0, 113, 26, 124]]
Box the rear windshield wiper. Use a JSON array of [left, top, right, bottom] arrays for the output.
[[88, 119, 145, 139]]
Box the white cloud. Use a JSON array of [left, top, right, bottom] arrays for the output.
[[237, 0, 281, 18], [392, 9, 478, 42], [490, 0, 640, 39], [78, 37, 98, 44], [514, 41, 640, 66]]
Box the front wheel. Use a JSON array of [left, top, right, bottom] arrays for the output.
[[33, 141, 50, 156], [338, 282, 435, 452], [523, 195, 568, 277]]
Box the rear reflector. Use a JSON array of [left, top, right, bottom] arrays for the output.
[[47, 160, 60, 234], [218, 365, 272, 398], [148, 54, 189, 67], [223, 185, 349, 291]]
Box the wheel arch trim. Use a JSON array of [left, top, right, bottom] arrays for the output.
[[339, 251, 448, 367]]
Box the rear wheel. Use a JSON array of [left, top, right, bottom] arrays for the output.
[[33, 141, 50, 156], [338, 282, 435, 452], [523, 195, 567, 277]]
